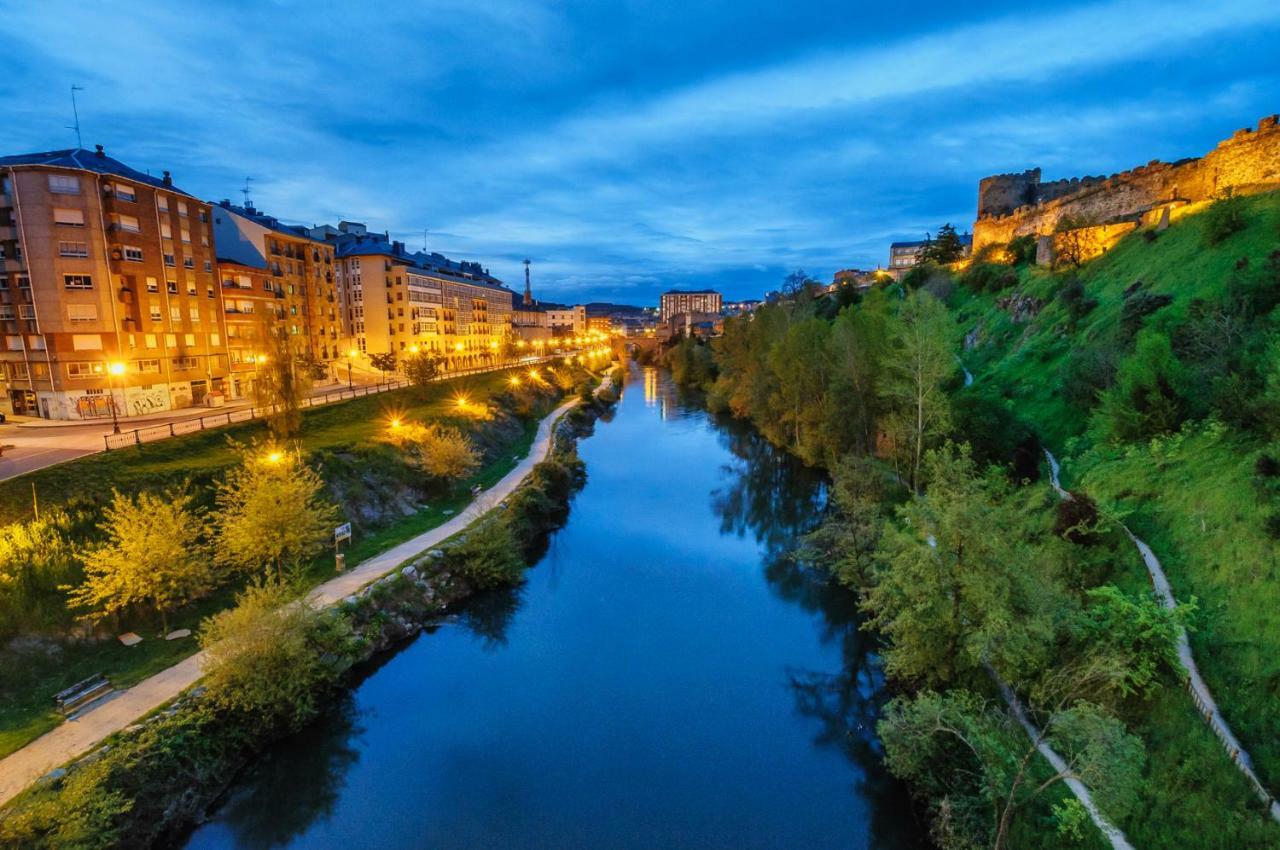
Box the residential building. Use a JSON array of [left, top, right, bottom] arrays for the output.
[[587, 315, 613, 335], [307, 222, 515, 371], [211, 202, 341, 365], [660, 289, 722, 323], [0, 147, 226, 419]]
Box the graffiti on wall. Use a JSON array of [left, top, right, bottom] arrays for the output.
[[73, 394, 115, 420], [126, 386, 168, 416]]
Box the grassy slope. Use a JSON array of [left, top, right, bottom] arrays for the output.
[[0, 366, 559, 758], [957, 191, 1280, 847]]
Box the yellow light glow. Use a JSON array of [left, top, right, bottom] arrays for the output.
[[107, 361, 126, 376], [454, 394, 470, 408], [408, 345, 420, 355], [266, 451, 284, 464], [454, 343, 464, 352], [508, 376, 521, 387], [347, 349, 359, 359], [389, 417, 402, 429], [528, 369, 539, 379], [489, 341, 498, 350]]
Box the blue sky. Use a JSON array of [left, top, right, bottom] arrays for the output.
[[1, 1, 1278, 304]]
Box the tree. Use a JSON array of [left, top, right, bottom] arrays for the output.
[[1095, 330, 1188, 442], [880, 683, 1143, 850], [1053, 214, 1094, 269], [863, 445, 1059, 687], [369, 352, 397, 384], [879, 291, 956, 492], [200, 580, 352, 729], [67, 489, 210, 633], [799, 454, 893, 590], [921, 223, 966, 265], [0, 510, 78, 638], [213, 446, 340, 581], [388, 421, 480, 480], [1073, 584, 1190, 699], [766, 318, 833, 463], [254, 316, 313, 440], [402, 350, 441, 387]]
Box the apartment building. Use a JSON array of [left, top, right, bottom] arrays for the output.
[[211, 202, 340, 395], [0, 147, 225, 419], [308, 222, 515, 371], [659, 289, 722, 323]]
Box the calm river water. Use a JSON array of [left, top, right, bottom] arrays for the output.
[[184, 368, 925, 849]]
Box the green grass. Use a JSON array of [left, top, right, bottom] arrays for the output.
[[0, 367, 567, 759], [954, 192, 1280, 845]]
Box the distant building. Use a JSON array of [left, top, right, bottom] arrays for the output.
[[0, 146, 226, 419], [887, 234, 973, 277], [660, 289, 722, 323], [586, 315, 612, 334], [723, 299, 762, 316]]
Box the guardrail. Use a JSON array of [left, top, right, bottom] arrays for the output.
[[101, 354, 573, 452]]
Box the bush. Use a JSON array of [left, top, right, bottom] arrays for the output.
[[1007, 234, 1038, 266], [1204, 189, 1247, 246], [1119, 282, 1173, 341], [444, 519, 524, 590], [960, 262, 1018, 294], [388, 421, 479, 481], [1096, 330, 1189, 442], [1054, 491, 1102, 546], [200, 581, 353, 729], [1255, 454, 1280, 478], [1057, 275, 1097, 327]]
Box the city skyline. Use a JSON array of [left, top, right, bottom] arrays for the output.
[[2, 1, 1278, 304]]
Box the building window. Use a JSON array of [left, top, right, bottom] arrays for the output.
[[54, 207, 85, 227], [123, 246, 144, 262], [169, 306, 181, 323], [165, 333, 177, 348], [173, 355, 198, 370], [183, 333, 196, 346], [18, 305, 35, 319], [186, 280, 197, 295], [180, 227, 191, 244], [183, 257, 194, 269], [167, 280, 178, 294], [149, 303, 162, 322], [48, 174, 81, 194], [63, 274, 93, 290], [115, 214, 140, 233], [164, 253, 176, 267], [66, 362, 104, 378], [188, 306, 199, 323], [144, 334, 157, 349], [204, 260, 212, 272], [161, 222, 173, 239], [177, 201, 188, 217], [134, 358, 161, 373], [113, 183, 136, 202], [158, 195, 169, 213], [58, 241, 89, 257], [146, 276, 159, 293], [67, 304, 98, 323], [71, 334, 103, 351]]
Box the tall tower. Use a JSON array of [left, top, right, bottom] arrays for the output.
[[523, 258, 533, 306]]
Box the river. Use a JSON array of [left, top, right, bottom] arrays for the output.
[[183, 368, 925, 849]]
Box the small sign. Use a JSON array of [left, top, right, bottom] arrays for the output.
[[334, 522, 352, 543]]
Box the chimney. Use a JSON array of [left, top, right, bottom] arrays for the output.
[[162, 170, 172, 186], [94, 144, 105, 158]]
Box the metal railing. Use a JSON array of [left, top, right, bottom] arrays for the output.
[[101, 354, 573, 452]]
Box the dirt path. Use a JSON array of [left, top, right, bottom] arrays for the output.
[[0, 392, 590, 807], [1044, 449, 1280, 822]]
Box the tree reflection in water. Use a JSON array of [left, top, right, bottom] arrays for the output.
[[706, 411, 926, 847], [205, 696, 364, 849], [459, 582, 524, 650]]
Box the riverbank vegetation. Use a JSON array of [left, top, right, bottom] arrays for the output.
[[667, 188, 1280, 848], [0, 362, 600, 759], [0, 365, 618, 848]]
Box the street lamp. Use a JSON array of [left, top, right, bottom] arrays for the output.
[[346, 348, 358, 389], [107, 361, 125, 434]]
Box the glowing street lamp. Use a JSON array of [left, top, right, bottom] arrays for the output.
[[266, 450, 284, 464], [508, 375, 521, 388], [346, 348, 359, 390], [106, 360, 126, 433]]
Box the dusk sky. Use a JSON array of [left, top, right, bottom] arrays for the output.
[[2, 0, 1278, 304]]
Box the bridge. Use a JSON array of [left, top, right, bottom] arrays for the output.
[[611, 336, 662, 361]]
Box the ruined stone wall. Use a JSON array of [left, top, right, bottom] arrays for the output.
[[973, 115, 1280, 252]]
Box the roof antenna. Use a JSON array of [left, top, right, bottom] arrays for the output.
[[240, 176, 254, 208], [422, 227, 429, 253], [67, 85, 84, 149]]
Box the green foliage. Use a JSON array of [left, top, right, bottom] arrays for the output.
[[402, 351, 440, 387], [368, 352, 397, 379], [213, 445, 341, 580], [1074, 584, 1188, 699], [922, 223, 967, 265], [0, 511, 80, 638], [387, 421, 479, 480], [66, 488, 210, 633], [200, 580, 352, 729], [444, 518, 524, 590], [666, 337, 717, 388], [799, 454, 896, 589], [960, 262, 1018, 294], [253, 319, 313, 440], [1095, 330, 1188, 442], [1204, 189, 1247, 247], [1057, 274, 1098, 328], [1007, 234, 1039, 266]]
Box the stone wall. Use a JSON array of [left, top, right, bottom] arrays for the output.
[[973, 115, 1280, 252]]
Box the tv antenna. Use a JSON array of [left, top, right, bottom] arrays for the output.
[[67, 85, 84, 149], [422, 227, 429, 252], [240, 176, 254, 208]]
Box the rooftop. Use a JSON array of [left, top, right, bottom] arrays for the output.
[[0, 146, 197, 197]]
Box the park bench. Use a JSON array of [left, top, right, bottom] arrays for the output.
[[54, 673, 112, 716]]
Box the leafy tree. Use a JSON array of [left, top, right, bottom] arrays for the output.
[[767, 318, 832, 463], [368, 352, 397, 384], [67, 489, 210, 633], [863, 445, 1059, 686], [1006, 234, 1038, 266], [1074, 584, 1190, 699], [800, 454, 893, 589], [443, 518, 524, 590], [881, 681, 1143, 850], [402, 350, 441, 387], [921, 223, 967, 265], [388, 421, 479, 480], [0, 510, 78, 637], [1095, 330, 1188, 442], [200, 580, 352, 729], [213, 446, 340, 581], [254, 317, 312, 440], [1053, 214, 1094, 269], [879, 291, 956, 492]]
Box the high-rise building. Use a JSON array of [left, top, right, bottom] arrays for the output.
[[659, 289, 722, 323], [0, 147, 226, 419]]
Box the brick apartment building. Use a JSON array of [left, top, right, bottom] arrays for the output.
[[0, 147, 226, 419], [659, 289, 722, 323]]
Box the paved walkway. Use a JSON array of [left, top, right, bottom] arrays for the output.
[[0, 393, 586, 807], [1044, 449, 1280, 823]]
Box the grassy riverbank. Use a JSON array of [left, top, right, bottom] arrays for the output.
[[0, 364, 588, 759]]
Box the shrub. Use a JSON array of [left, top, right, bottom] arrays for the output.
[[1054, 491, 1102, 545], [1007, 234, 1038, 266], [1057, 275, 1097, 327], [444, 519, 524, 590], [388, 421, 479, 481], [1096, 330, 1189, 442], [1203, 189, 1247, 246], [1119, 282, 1173, 341], [199, 580, 353, 729], [1255, 454, 1280, 478], [960, 262, 1017, 294]]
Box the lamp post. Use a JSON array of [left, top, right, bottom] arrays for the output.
[[346, 348, 358, 390], [106, 361, 125, 434]]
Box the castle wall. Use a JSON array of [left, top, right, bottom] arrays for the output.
[[973, 115, 1280, 252]]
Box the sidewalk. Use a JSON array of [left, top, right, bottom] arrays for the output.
[[0, 393, 584, 807]]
